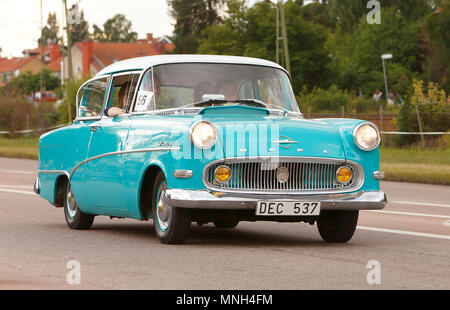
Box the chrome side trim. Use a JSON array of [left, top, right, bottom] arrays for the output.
[[69, 147, 181, 178], [373, 171, 385, 180], [202, 156, 365, 195], [38, 147, 180, 180], [174, 170, 193, 179]]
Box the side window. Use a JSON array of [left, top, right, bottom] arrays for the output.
[[78, 77, 109, 118], [134, 69, 157, 112], [105, 73, 139, 114]]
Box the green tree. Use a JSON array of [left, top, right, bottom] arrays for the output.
[[92, 14, 137, 42], [330, 0, 434, 33], [41, 13, 60, 45], [198, 0, 331, 93], [168, 0, 225, 53], [422, 0, 450, 91], [326, 7, 420, 96], [9, 69, 61, 94]]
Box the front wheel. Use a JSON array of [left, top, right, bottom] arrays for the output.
[[64, 182, 95, 230], [152, 172, 191, 244], [317, 210, 359, 243]]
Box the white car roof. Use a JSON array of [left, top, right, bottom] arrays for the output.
[[96, 54, 287, 76]]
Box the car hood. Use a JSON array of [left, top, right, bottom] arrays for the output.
[[198, 106, 345, 159]]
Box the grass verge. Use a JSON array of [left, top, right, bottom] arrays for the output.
[[380, 147, 450, 185], [0, 136, 39, 160]]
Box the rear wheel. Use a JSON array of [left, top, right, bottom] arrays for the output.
[[317, 210, 359, 243], [64, 182, 95, 230], [152, 172, 191, 244]]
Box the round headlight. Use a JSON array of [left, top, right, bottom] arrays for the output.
[[190, 121, 217, 149], [353, 123, 380, 151]]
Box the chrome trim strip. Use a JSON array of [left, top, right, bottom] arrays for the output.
[[37, 147, 180, 180], [373, 171, 385, 180], [271, 140, 299, 144], [173, 170, 193, 179], [69, 147, 181, 178], [202, 157, 365, 195]]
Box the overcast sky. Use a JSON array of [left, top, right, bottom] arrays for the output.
[[0, 0, 176, 57], [0, 0, 298, 58]]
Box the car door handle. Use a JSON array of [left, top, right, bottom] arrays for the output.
[[89, 125, 102, 132]]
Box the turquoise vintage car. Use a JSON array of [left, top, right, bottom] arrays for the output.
[[35, 55, 387, 244]]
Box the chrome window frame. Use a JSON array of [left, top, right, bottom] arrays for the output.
[[129, 62, 303, 117], [101, 70, 143, 120], [75, 74, 112, 122]]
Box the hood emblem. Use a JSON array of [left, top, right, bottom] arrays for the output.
[[272, 136, 298, 149]]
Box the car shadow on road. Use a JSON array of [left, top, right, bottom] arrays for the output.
[[71, 220, 359, 248]]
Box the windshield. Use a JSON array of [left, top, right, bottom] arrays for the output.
[[135, 63, 300, 113]]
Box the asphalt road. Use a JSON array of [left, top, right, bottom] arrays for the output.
[[0, 157, 449, 290]]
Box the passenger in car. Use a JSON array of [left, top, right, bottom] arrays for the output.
[[194, 81, 214, 102], [216, 80, 238, 101], [104, 81, 131, 117]]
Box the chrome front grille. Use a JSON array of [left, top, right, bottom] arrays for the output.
[[203, 158, 364, 194]]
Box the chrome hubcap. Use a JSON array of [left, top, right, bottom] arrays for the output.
[[67, 186, 77, 218], [156, 183, 171, 231]]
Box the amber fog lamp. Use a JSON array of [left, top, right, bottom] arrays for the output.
[[215, 166, 231, 183], [336, 166, 352, 184]]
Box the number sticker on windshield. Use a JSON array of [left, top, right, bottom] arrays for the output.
[[135, 91, 154, 111]]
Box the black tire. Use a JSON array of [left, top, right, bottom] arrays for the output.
[[152, 171, 191, 244], [64, 182, 95, 230], [317, 210, 359, 243], [213, 219, 239, 229]]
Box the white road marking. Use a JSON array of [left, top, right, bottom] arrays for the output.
[[0, 188, 36, 196], [392, 201, 450, 209], [357, 226, 450, 240], [364, 210, 450, 219], [0, 170, 35, 175], [0, 185, 32, 189], [443, 220, 450, 227]]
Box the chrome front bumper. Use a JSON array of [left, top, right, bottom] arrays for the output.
[[164, 189, 387, 211]]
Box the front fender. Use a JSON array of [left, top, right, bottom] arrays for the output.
[[315, 118, 381, 192]]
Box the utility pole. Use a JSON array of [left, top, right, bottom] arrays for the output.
[[279, 0, 291, 75], [40, 0, 45, 105], [381, 54, 393, 135], [266, 0, 291, 76], [63, 0, 73, 81], [63, 0, 73, 123]]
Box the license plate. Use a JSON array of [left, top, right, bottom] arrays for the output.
[[256, 201, 321, 216]]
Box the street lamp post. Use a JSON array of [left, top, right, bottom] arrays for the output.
[[380, 54, 393, 134]]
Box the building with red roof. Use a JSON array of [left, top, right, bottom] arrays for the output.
[[65, 33, 174, 79]]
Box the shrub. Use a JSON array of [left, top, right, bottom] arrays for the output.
[[395, 80, 450, 147]]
